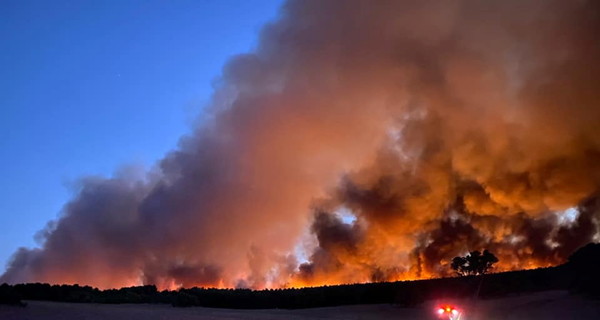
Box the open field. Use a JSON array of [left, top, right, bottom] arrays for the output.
[[1, 290, 598, 320]]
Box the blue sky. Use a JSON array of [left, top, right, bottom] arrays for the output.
[[0, 0, 283, 270]]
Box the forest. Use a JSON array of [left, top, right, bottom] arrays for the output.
[[1, 243, 598, 309]]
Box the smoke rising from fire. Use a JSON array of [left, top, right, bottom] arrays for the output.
[[2, 0, 599, 289]]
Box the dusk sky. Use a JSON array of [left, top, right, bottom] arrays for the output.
[[1, 0, 282, 270]]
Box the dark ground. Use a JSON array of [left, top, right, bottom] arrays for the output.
[[1, 290, 599, 320]]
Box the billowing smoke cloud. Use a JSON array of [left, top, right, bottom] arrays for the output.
[[2, 0, 600, 289]]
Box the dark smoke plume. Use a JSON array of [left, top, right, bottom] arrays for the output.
[[2, 0, 600, 289]]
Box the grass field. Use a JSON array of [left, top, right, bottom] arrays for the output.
[[1, 290, 599, 319]]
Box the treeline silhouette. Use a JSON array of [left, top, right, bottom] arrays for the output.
[[1, 243, 598, 309]]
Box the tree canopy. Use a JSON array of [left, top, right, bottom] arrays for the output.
[[451, 250, 499, 276]]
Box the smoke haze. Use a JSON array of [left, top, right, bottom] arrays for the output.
[[2, 0, 600, 289]]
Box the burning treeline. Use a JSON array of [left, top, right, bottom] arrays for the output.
[[2, 0, 599, 290]]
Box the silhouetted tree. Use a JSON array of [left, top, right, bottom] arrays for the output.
[[451, 250, 499, 276], [0, 283, 25, 306]]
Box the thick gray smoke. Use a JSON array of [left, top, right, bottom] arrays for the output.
[[2, 0, 599, 289]]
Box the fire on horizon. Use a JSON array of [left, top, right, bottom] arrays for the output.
[[2, 0, 599, 290]]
